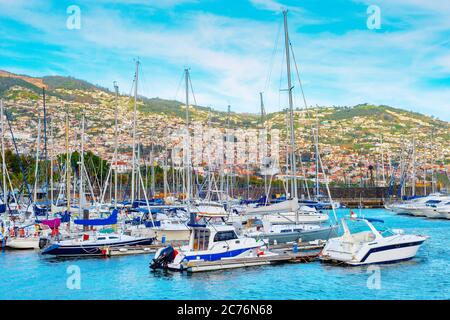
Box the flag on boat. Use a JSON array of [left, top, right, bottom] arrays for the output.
[[350, 209, 357, 219]]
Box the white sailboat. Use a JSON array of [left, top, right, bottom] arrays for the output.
[[242, 11, 338, 244]]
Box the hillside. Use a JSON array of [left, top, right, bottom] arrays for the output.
[[0, 70, 448, 172]]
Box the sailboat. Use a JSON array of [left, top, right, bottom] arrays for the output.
[[3, 93, 54, 249], [123, 63, 190, 242], [242, 11, 338, 244]]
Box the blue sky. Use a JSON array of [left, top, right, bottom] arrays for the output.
[[0, 0, 449, 120]]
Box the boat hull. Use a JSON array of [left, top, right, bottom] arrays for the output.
[[321, 240, 425, 266], [7, 237, 40, 250], [155, 229, 190, 242], [251, 225, 338, 245], [41, 238, 154, 257]]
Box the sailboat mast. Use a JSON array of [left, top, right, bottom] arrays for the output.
[[1, 100, 7, 206], [283, 10, 298, 201], [131, 60, 139, 203], [185, 68, 191, 204], [33, 119, 41, 204], [259, 92, 265, 125], [50, 120, 54, 206], [151, 145, 155, 196], [260, 93, 268, 198], [43, 88, 48, 204], [65, 109, 71, 213], [314, 112, 319, 198], [411, 137, 416, 196], [381, 135, 386, 186], [79, 113, 85, 214], [113, 82, 119, 208]]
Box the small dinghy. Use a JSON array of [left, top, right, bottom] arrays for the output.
[[320, 217, 428, 265]]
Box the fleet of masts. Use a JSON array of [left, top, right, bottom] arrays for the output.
[[0, 11, 443, 270]]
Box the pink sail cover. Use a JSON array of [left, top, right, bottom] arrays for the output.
[[40, 218, 61, 229]]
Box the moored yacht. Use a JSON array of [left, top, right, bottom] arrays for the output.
[[150, 213, 269, 271], [320, 217, 428, 265], [243, 218, 338, 244], [41, 232, 155, 257]]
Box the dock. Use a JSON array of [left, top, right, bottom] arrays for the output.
[[184, 251, 320, 273], [269, 240, 326, 251], [103, 244, 173, 257]]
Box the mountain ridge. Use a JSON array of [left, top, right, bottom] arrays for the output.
[[0, 69, 448, 169], [0, 69, 447, 126]]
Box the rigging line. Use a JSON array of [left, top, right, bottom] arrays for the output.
[[290, 41, 309, 110], [173, 70, 185, 101], [277, 41, 285, 112], [264, 18, 283, 93], [188, 72, 198, 107]]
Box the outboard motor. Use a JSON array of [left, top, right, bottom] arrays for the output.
[[150, 245, 176, 270], [39, 237, 49, 249]]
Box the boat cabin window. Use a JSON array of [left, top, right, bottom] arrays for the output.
[[193, 228, 210, 251], [213, 231, 238, 242], [379, 229, 395, 237]]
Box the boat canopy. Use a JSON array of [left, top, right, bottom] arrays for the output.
[[74, 209, 118, 226], [244, 198, 299, 215]]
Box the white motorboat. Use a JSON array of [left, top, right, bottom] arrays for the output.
[[436, 204, 450, 220], [320, 217, 428, 265], [388, 193, 449, 216], [150, 214, 270, 271], [420, 201, 450, 219]]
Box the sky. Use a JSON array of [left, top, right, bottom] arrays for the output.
[[0, 0, 449, 120]]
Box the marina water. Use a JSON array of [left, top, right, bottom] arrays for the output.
[[1, 209, 449, 300]]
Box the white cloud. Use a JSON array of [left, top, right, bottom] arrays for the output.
[[250, 0, 289, 12], [0, 0, 449, 121]]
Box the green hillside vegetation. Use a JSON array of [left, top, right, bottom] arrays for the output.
[[43, 75, 109, 93], [0, 77, 42, 97], [0, 71, 449, 144]]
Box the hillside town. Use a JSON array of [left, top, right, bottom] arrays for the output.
[[1, 73, 449, 188]]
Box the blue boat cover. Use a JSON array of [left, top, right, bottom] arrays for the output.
[[59, 211, 71, 223], [74, 209, 118, 226], [144, 220, 161, 228], [366, 218, 384, 223], [132, 198, 165, 208], [34, 205, 49, 216], [0, 204, 6, 213]]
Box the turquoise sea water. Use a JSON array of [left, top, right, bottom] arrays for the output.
[[0, 209, 449, 300]]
